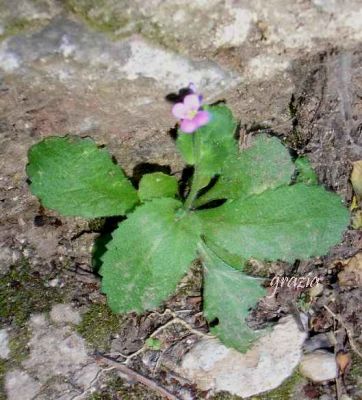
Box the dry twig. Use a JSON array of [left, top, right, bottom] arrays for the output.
[[95, 354, 180, 400], [324, 305, 362, 359]]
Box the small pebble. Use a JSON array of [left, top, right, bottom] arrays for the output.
[[299, 350, 337, 382], [0, 329, 10, 359]]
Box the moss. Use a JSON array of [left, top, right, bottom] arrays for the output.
[[137, 20, 181, 52], [64, 0, 180, 51], [0, 360, 7, 400], [77, 303, 123, 351], [0, 259, 64, 325], [350, 353, 362, 390], [8, 327, 31, 364], [0, 326, 31, 399], [211, 392, 242, 399], [65, 0, 130, 35], [209, 372, 303, 400], [249, 370, 303, 400], [0, 18, 47, 41]]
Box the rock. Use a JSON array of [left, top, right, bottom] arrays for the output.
[[214, 7, 254, 48], [245, 55, 291, 81], [309, 282, 324, 299], [0, 18, 240, 97], [3, 312, 105, 399], [73, 363, 100, 389], [0, 246, 19, 275], [50, 303, 81, 325], [178, 315, 307, 397], [0, 329, 10, 359], [5, 369, 41, 400], [299, 350, 337, 382], [22, 314, 88, 382]]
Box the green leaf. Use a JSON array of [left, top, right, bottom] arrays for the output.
[[138, 172, 178, 201], [100, 198, 201, 313], [202, 238, 246, 270], [198, 184, 349, 263], [295, 156, 318, 185], [200, 244, 266, 352], [145, 337, 162, 350], [196, 134, 295, 206], [27, 136, 138, 218], [176, 105, 238, 191]]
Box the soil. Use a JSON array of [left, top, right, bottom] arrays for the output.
[[0, 1, 362, 399]]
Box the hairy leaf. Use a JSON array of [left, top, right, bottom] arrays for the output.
[[295, 156, 318, 185], [196, 134, 294, 206], [100, 198, 201, 313], [138, 172, 178, 201], [201, 244, 266, 352], [27, 136, 138, 218], [198, 184, 349, 263]]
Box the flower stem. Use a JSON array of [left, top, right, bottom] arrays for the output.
[[184, 133, 202, 210], [184, 170, 201, 209]]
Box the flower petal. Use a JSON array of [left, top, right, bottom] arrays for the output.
[[183, 94, 201, 110], [188, 82, 196, 93], [180, 119, 198, 133], [172, 103, 188, 119], [194, 110, 210, 127]]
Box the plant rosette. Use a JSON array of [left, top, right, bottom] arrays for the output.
[[27, 86, 349, 352]]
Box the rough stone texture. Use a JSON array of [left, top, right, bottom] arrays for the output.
[[0, 329, 10, 359], [5, 369, 41, 400], [4, 312, 101, 400], [178, 316, 308, 397], [50, 303, 82, 325], [299, 350, 338, 382], [22, 313, 89, 381], [0, 0, 361, 399]]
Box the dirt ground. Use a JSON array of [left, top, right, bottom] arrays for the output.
[[0, 1, 362, 399]]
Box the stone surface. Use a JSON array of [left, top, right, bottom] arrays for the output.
[[5, 369, 41, 400], [0, 0, 361, 399], [0, 329, 10, 359], [0, 17, 239, 96], [22, 313, 89, 382], [299, 350, 338, 382], [50, 303, 82, 325], [178, 315, 308, 397], [4, 312, 101, 400]]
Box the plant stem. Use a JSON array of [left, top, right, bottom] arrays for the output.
[[184, 132, 202, 210], [184, 169, 201, 209]]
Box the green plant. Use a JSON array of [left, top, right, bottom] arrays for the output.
[[26, 95, 349, 352]]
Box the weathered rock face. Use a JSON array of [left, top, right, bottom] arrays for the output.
[[5, 308, 101, 400], [1, 0, 361, 399], [5, 369, 42, 400], [178, 316, 307, 397]]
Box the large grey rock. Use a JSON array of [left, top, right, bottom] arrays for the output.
[[178, 315, 307, 397], [0, 18, 240, 97]]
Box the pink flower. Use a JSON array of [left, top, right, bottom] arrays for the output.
[[172, 92, 210, 134]]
